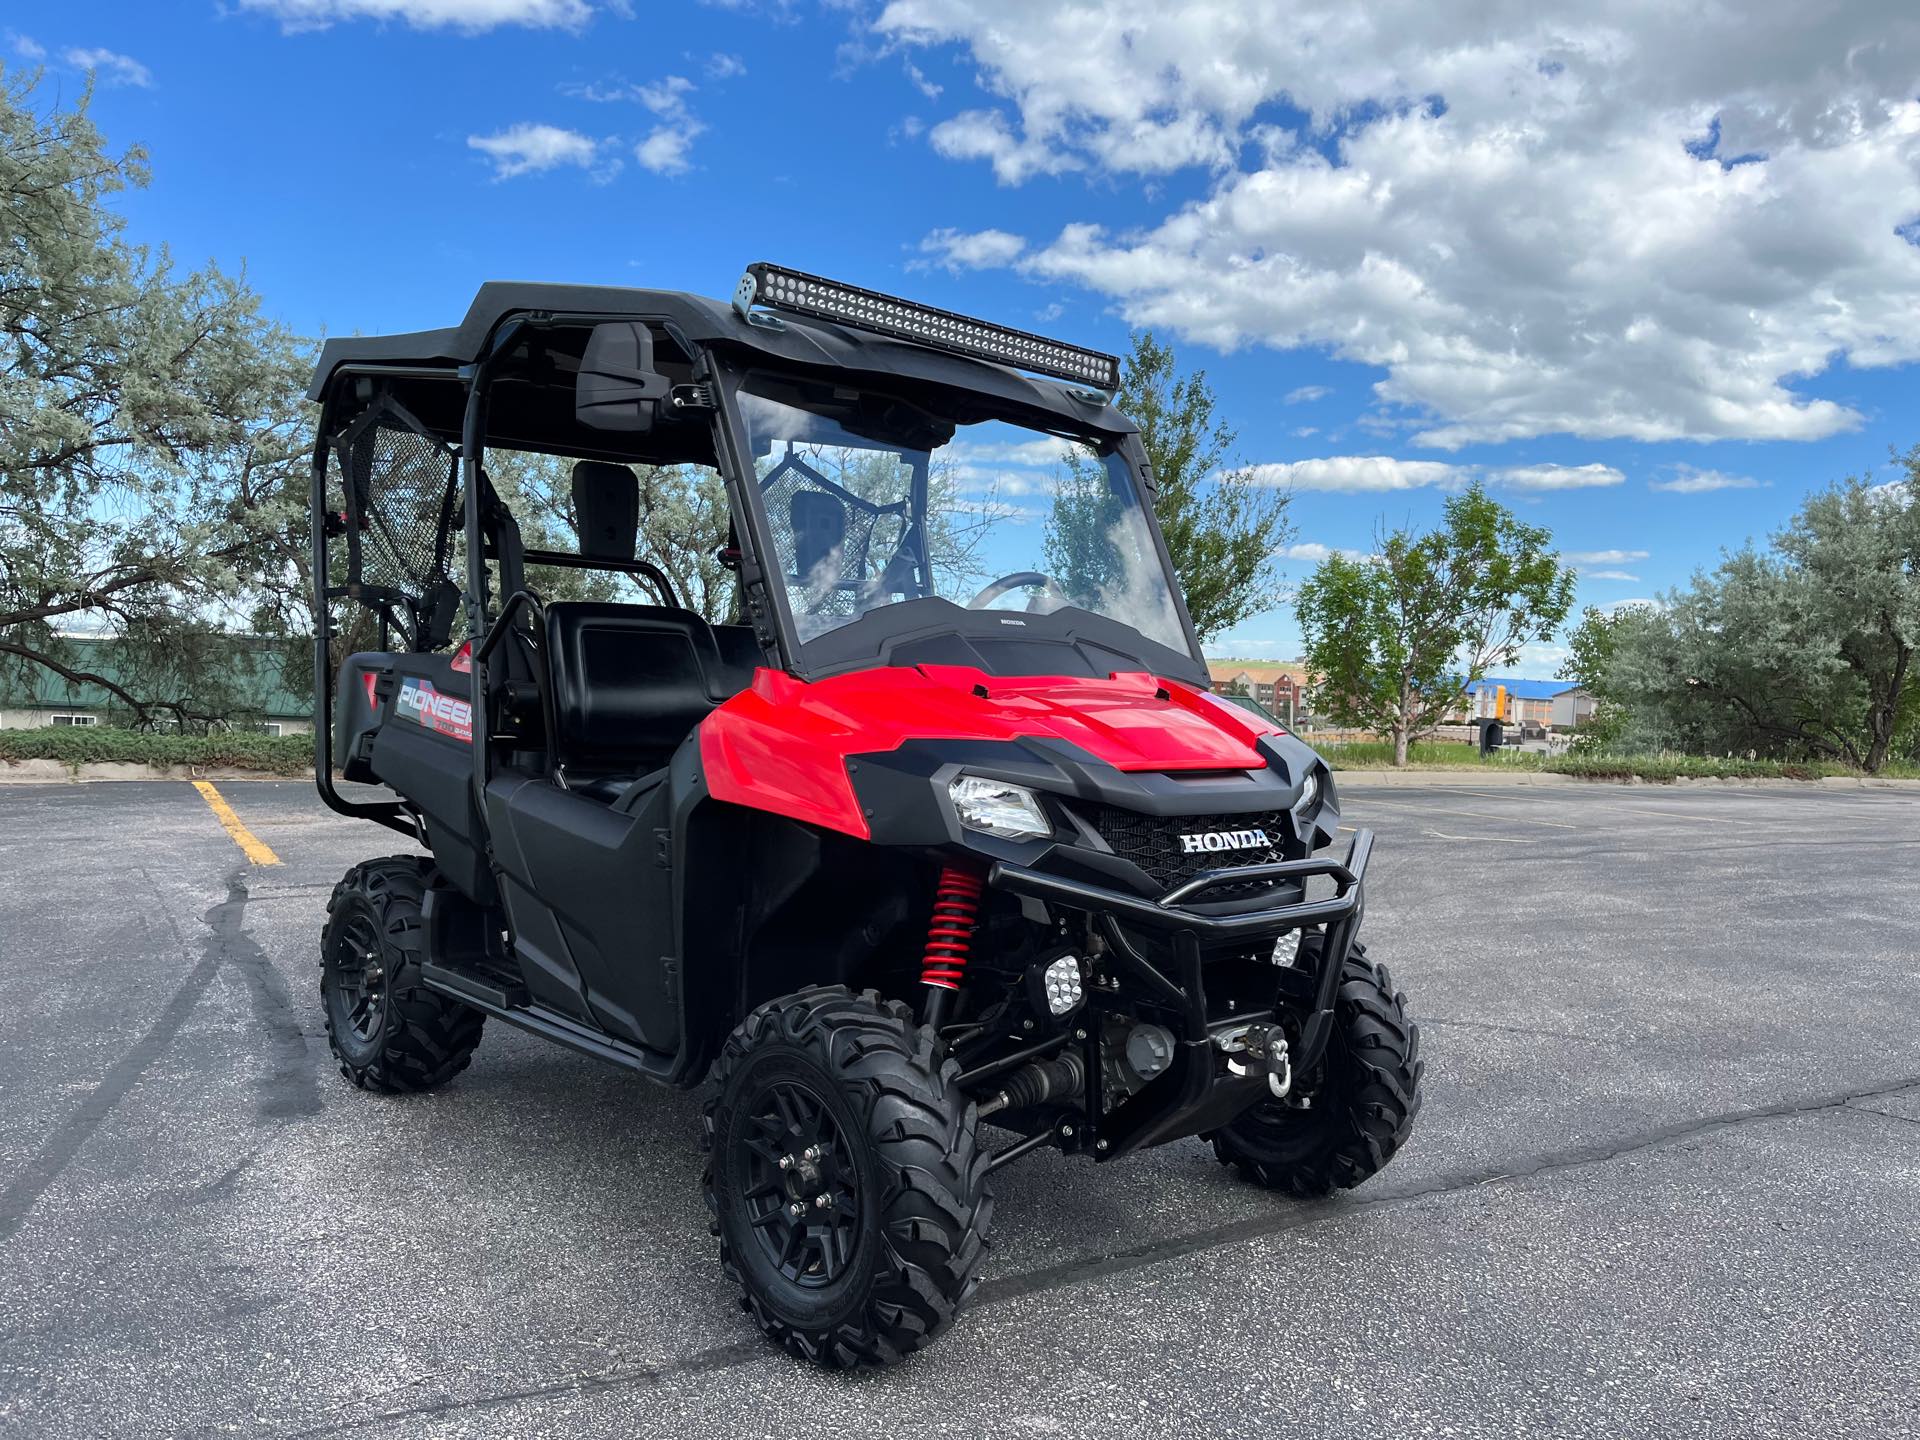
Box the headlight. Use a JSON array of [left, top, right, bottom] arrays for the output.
[[1295, 769, 1320, 812], [948, 775, 1051, 840]]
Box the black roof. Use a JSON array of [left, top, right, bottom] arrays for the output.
[[307, 281, 1132, 438]]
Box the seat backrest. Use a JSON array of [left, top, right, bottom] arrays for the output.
[[544, 602, 754, 775], [570, 461, 639, 562]]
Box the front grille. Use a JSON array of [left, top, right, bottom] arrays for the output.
[[1081, 807, 1291, 895]]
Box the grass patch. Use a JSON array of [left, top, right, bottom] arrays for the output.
[[1320, 740, 1543, 770], [0, 726, 313, 775]]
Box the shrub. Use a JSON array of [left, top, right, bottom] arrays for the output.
[[0, 726, 313, 775]]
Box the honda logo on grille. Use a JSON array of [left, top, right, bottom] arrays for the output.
[[1178, 828, 1272, 854]]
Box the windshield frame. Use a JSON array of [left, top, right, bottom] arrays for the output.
[[712, 356, 1208, 685]]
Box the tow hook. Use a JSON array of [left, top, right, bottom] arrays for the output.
[[1213, 1022, 1292, 1099]]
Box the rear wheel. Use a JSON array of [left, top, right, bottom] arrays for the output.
[[320, 856, 485, 1093], [1211, 944, 1422, 1196], [702, 986, 992, 1368]]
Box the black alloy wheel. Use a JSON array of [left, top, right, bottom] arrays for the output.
[[735, 1078, 861, 1288], [324, 908, 389, 1046]]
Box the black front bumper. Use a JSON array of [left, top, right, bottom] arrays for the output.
[[983, 829, 1374, 1159]]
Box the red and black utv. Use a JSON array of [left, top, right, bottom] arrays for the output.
[[306, 264, 1421, 1367]]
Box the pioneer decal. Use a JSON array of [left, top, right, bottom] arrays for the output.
[[1178, 827, 1272, 854], [396, 677, 473, 744]]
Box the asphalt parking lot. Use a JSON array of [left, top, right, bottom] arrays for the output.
[[1, 778, 1916, 1438]]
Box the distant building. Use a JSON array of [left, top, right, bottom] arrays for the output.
[[1549, 685, 1597, 729], [1206, 661, 1312, 720], [1460, 677, 1571, 729], [0, 636, 311, 734]]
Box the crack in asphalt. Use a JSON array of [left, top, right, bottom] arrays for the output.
[[255, 1067, 1920, 1439], [1841, 1100, 1920, 1130]]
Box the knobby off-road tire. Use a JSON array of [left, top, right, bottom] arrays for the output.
[[1211, 943, 1422, 1196], [702, 985, 993, 1368], [320, 856, 485, 1093]]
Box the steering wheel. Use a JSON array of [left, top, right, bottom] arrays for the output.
[[966, 571, 1071, 612]]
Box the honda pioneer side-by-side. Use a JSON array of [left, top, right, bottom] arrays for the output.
[[306, 264, 1423, 1367]]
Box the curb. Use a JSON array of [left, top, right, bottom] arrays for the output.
[[0, 760, 308, 784]]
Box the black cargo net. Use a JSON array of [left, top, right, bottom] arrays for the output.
[[334, 396, 461, 644], [759, 449, 907, 627]]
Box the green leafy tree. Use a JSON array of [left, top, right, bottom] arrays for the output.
[[1571, 453, 1919, 772], [0, 70, 311, 727], [1297, 485, 1576, 765], [1046, 331, 1292, 641]]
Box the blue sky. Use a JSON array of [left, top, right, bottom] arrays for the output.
[[15, 1, 1920, 672]]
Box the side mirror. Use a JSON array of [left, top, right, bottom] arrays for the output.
[[575, 322, 671, 431]]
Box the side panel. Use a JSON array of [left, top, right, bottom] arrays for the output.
[[353, 651, 488, 898], [485, 774, 681, 1055]]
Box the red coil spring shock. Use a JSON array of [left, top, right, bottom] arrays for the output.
[[920, 865, 985, 991]]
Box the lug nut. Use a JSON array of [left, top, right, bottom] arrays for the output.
[[788, 1202, 805, 1218], [802, 1145, 822, 1162], [1060, 1124, 1074, 1137], [1095, 1139, 1109, 1151], [814, 1193, 831, 1209], [777, 1155, 793, 1170]]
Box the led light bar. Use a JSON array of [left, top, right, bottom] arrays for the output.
[[735, 262, 1121, 392]]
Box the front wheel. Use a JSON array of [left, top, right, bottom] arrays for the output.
[[1211, 944, 1423, 1196], [702, 986, 993, 1368]]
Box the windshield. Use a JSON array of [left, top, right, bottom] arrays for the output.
[[733, 373, 1189, 662]]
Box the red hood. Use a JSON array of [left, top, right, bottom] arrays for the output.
[[700, 664, 1281, 838]]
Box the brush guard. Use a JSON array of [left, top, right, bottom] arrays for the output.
[[983, 830, 1374, 1161]]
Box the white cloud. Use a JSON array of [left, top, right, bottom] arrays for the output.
[[10, 33, 45, 59], [1491, 463, 1625, 491], [1245, 455, 1461, 492], [915, 226, 1027, 271], [637, 75, 694, 117], [706, 52, 746, 79], [1648, 465, 1766, 494], [1602, 597, 1663, 614], [1581, 569, 1641, 581], [467, 123, 602, 179], [878, 1, 1920, 446], [636, 125, 700, 174], [1508, 641, 1572, 680], [1243, 454, 1622, 493], [240, 0, 590, 29], [610, 76, 704, 174], [1276, 541, 1368, 563], [1284, 385, 1330, 405], [904, 59, 941, 100], [928, 110, 1080, 183], [1564, 549, 1650, 565], [64, 47, 152, 87]]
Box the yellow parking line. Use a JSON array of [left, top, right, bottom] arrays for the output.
[[191, 781, 282, 866]]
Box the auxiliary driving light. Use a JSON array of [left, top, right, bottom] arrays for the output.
[[1271, 929, 1302, 967], [1042, 956, 1084, 1015], [737, 262, 1121, 391]]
